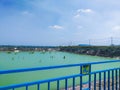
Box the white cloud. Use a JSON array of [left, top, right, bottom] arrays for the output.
[[74, 14, 80, 18], [49, 25, 64, 30], [74, 8, 94, 19], [112, 25, 120, 31], [21, 11, 33, 16], [77, 9, 94, 13]]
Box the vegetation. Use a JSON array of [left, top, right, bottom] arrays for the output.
[[1, 45, 120, 58], [0, 45, 58, 52], [59, 46, 120, 58]]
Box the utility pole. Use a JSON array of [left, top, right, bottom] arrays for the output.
[[111, 37, 114, 46], [89, 39, 91, 46], [68, 41, 72, 46]]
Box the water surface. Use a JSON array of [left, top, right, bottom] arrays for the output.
[[0, 51, 119, 90]]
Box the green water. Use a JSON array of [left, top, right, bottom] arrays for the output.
[[0, 51, 119, 90]]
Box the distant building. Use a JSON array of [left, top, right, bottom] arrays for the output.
[[14, 50, 19, 53], [78, 44, 91, 46]]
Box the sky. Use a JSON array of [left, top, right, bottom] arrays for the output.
[[0, 0, 120, 46]]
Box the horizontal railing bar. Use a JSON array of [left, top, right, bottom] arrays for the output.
[[90, 67, 119, 75], [0, 60, 120, 74], [0, 74, 83, 89], [0, 67, 119, 89]]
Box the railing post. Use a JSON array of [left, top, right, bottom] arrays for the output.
[[89, 65, 91, 90], [104, 71, 106, 90], [112, 70, 114, 90], [115, 69, 118, 90], [65, 79, 68, 90], [26, 85, 28, 90], [80, 66, 82, 90], [108, 71, 110, 90], [48, 82, 50, 90], [81, 64, 91, 90], [99, 72, 101, 90], [119, 69, 120, 89], [73, 77, 75, 90], [57, 80, 59, 90], [94, 73, 96, 90], [37, 84, 40, 90]]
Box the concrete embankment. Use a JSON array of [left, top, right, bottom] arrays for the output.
[[59, 46, 120, 58]]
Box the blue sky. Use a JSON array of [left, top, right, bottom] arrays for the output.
[[0, 0, 120, 46]]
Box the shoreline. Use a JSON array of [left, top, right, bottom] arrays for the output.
[[59, 46, 120, 59], [1, 45, 120, 59]]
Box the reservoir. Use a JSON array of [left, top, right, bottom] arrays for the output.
[[0, 51, 119, 90]]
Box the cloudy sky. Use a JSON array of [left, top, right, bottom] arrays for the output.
[[0, 0, 120, 46]]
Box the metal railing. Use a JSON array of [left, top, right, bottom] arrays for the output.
[[0, 60, 120, 90]]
